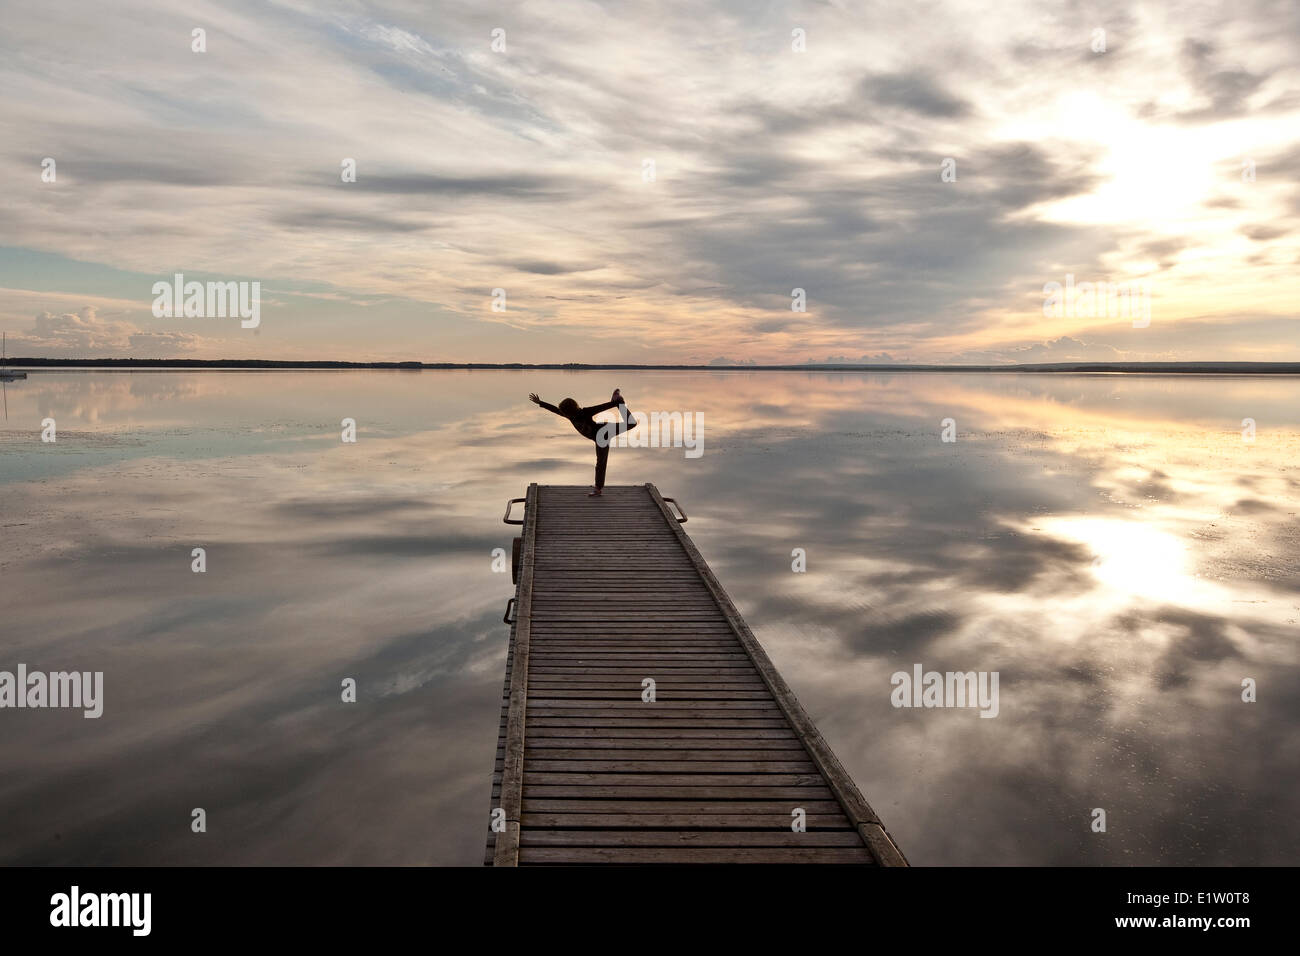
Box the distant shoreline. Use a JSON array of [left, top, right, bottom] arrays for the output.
[[5, 358, 1300, 374]]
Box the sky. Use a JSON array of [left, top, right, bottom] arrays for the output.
[[1, 0, 1298, 364]]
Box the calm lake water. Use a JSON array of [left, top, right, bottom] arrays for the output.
[[1, 369, 1296, 865]]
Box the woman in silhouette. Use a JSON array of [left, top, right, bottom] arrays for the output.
[[529, 388, 637, 496]]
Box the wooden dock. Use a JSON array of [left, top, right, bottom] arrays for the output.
[[486, 484, 906, 865]]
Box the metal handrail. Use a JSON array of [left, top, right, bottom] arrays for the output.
[[503, 497, 526, 525], [662, 497, 688, 523], [503, 597, 516, 624]]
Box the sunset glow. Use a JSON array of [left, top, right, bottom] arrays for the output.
[[1, 1, 1297, 364]]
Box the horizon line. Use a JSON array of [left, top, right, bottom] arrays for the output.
[[6, 358, 1300, 374]]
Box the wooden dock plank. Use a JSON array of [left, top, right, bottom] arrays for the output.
[[520, 830, 864, 846], [517, 847, 874, 864], [485, 484, 905, 866], [520, 799, 846, 813]]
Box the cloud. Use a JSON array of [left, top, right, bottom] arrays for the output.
[[359, 23, 439, 57], [1138, 237, 1192, 268], [273, 209, 433, 233], [503, 259, 601, 276], [330, 173, 577, 199], [806, 353, 901, 365], [949, 336, 1126, 365], [859, 70, 973, 118], [1241, 224, 1288, 241], [0, 0, 1296, 362], [10, 307, 204, 357], [1175, 38, 1268, 121]]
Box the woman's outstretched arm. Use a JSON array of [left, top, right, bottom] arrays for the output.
[[529, 392, 562, 415]]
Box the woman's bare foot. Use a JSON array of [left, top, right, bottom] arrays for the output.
[[588, 487, 603, 497]]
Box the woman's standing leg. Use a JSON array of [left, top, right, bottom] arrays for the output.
[[594, 440, 610, 490]]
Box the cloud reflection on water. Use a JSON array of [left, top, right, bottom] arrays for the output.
[[0, 370, 1296, 864]]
